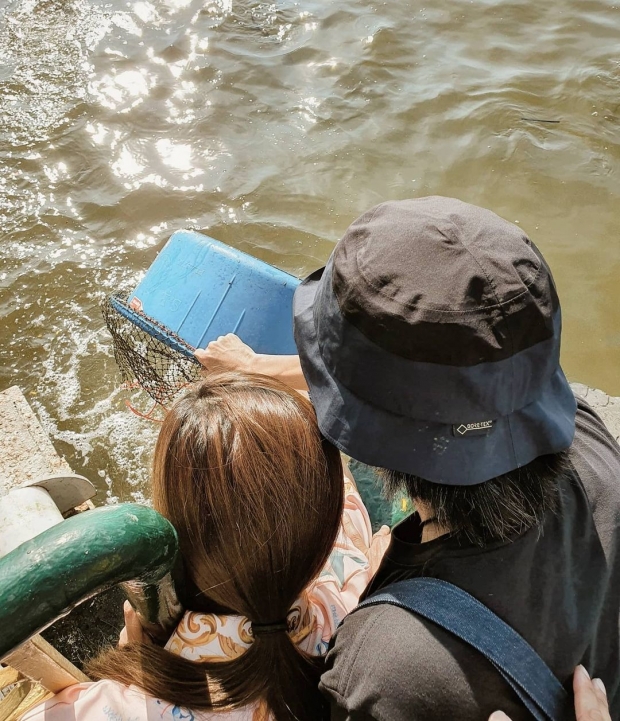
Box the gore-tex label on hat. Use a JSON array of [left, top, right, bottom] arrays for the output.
[[452, 420, 494, 437]]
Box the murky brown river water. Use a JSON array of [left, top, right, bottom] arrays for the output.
[[1, 0, 619, 503]]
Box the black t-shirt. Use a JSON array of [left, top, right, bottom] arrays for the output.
[[320, 398, 620, 720]]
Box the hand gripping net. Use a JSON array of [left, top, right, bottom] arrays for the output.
[[101, 292, 202, 408]]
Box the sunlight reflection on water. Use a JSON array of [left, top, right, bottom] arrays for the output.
[[0, 0, 619, 503]]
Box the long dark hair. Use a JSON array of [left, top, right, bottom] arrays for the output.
[[87, 373, 344, 720]]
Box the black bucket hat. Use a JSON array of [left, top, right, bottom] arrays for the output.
[[293, 197, 577, 485]]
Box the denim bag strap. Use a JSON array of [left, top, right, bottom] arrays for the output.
[[354, 578, 571, 721]]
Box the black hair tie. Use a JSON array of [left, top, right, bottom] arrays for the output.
[[251, 619, 289, 635]]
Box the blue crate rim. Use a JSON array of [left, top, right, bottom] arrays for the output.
[[169, 230, 303, 283], [109, 294, 200, 364]]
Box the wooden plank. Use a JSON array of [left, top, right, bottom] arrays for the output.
[[0, 684, 52, 721], [4, 637, 88, 694], [0, 683, 29, 721], [0, 668, 20, 691]]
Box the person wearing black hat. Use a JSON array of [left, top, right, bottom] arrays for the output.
[[196, 197, 620, 721]]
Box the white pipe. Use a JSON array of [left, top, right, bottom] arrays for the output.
[[0, 487, 64, 558]]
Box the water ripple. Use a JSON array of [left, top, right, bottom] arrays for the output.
[[0, 0, 619, 500]]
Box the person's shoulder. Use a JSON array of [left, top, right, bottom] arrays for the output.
[[320, 604, 422, 720], [573, 393, 620, 450], [320, 603, 527, 721], [322, 602, 472, 685], [327, 603, 423, 661], [570, 394, 620, 499]]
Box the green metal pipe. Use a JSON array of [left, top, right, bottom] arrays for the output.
[[0, 503, 181, 659]]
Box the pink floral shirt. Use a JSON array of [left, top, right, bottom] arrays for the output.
[[21, 477, 382, 721]]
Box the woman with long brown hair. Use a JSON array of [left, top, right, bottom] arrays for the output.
[[22, 372, 387, 721]]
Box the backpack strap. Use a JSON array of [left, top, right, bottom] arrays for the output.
[[354, 578, 571, 721]]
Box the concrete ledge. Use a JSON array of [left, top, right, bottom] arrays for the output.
[[0, 387, 71, 495], [0, 386, 124, 670]]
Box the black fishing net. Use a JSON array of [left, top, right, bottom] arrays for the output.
[[101, 292, 202, 407]]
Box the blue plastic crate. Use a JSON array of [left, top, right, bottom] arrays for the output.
[[114, 230, 301, 356]]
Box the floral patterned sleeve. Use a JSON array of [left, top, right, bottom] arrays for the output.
[[297, 472, 387, 656]]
